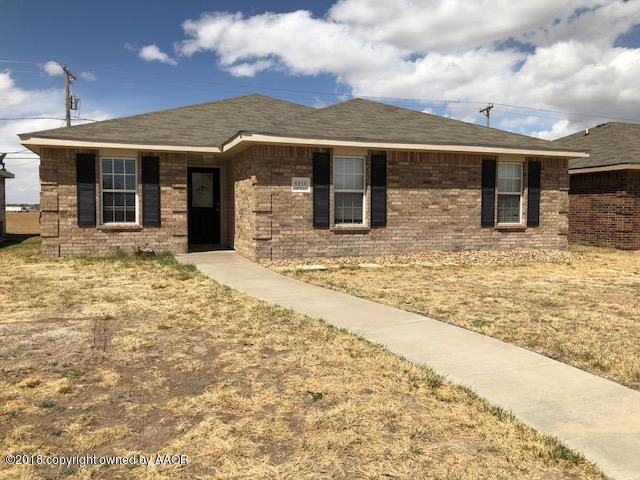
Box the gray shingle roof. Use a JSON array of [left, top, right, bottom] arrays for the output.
[[553, 122, 640, 169], [21, 94, 581, 153], [19, 94, 313, 147], [249, 98, 571, 152]]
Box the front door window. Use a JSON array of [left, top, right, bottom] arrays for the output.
[[192, 172, 213, 208]]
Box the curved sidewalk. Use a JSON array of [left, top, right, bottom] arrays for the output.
[[177, 250, 640, 480]]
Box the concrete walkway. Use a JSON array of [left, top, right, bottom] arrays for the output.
[[177, 250, 640, 480]]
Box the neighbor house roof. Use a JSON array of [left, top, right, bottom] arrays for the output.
[[20, 94, 586, 157], [554, 122, 640, 170]]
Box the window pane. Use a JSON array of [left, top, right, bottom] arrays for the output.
[[353, 172, 364, 190], [124, 160, 135, 175], [498, 194, 521, 223], [335, 157, 364, 191], [103, 192, 113, 207], [125, 209, 135, 222], [125, 175, 136, 190], [125, 193, 135, 207], [191, 172, 214, 208], [113, 175, 125, 190], [103, 206, 113, 223], [113, 193, 125, 206], [102, 159, 112, 174], [335, 192, 364, 224], [114, 209, 125, 222], [102, 174, 113, 190], [497, 163, 522, 193], [113, 160, 124, 174]]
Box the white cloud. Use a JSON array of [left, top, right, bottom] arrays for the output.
[[43, 60, 64, 76], [80, 71, 96, 81], [0, 71, 112, 203], [532, 119, 574, 140], [173, 1, 640, 136], [227, 59, 274, 77], [329, 0, 586, 52], [177, 11, 405, 77], [328, 0, 640, 52], [138, 44, 177, 65]]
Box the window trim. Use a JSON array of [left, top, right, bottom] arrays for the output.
[[496, 161, 523, 226], [99, 156, 139, 225], [333, 155, 367, 226]]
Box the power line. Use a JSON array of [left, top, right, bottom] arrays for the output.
[[479, 103, 494, 127], [3, 159, 40, 167], [0, 59, 40, 64], [1, 149, 29, 154], [0, 116, 98, 121], [87, 67, 640, 123], [3, 58, 640, 123]]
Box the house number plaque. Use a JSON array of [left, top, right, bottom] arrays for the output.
[[291, 177, 311, 193]]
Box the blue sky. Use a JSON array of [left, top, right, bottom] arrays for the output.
[[2, 0, 639, 202], [1, 1, 349, 118]]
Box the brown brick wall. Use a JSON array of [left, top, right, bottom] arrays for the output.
[[41, 145, 571, 259], [40, 148, 189, 257], [569, 170, 640, 250], [234, 145, 569, 261], [229, 149, 259, 260]]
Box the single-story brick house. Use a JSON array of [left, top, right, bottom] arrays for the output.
[[554, 122, 640, 250], [0, 164, 15, 241], [19, 94, 587, 260]]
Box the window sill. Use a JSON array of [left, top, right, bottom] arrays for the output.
[[495, 224, 526, 232], [331, 225, 371, 234], [98, 223, 143, 232]]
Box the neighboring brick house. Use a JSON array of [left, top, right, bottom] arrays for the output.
[[19, 94, 586, 260], [554, 123, 640, 250], [0, 165, 15, 240]]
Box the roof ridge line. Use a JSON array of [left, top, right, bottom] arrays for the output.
[[18, 94, 312, 139]]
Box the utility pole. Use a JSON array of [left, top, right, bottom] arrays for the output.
[[62, 65, 77, 127], [479, 103, 494, 127]]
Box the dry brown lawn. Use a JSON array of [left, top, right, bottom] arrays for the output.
[[6, 212, 40, 234], [277, 247, 640, 390], [0, 238, 607, 479]]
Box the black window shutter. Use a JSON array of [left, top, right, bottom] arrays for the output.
[[370, 153, 387, 227], [527, 161, 541, 227], [481, 159, 496, 227], [312, 152, 330, 229], [142, 156, 161, 226], [76, 153, 96, 227]]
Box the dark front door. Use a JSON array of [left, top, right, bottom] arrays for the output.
[[188, 167, 220, 245]]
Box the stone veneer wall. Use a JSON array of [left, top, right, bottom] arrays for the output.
[[569, 170, 640, 250], [39, 148, 189, 257], [232, 145, 569, 261], [39, 145, 571, 260]]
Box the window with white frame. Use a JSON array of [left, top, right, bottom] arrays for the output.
[[334, 156, 365, 225], [497, 162, 523, 224], [101, 158, 137, 223]]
